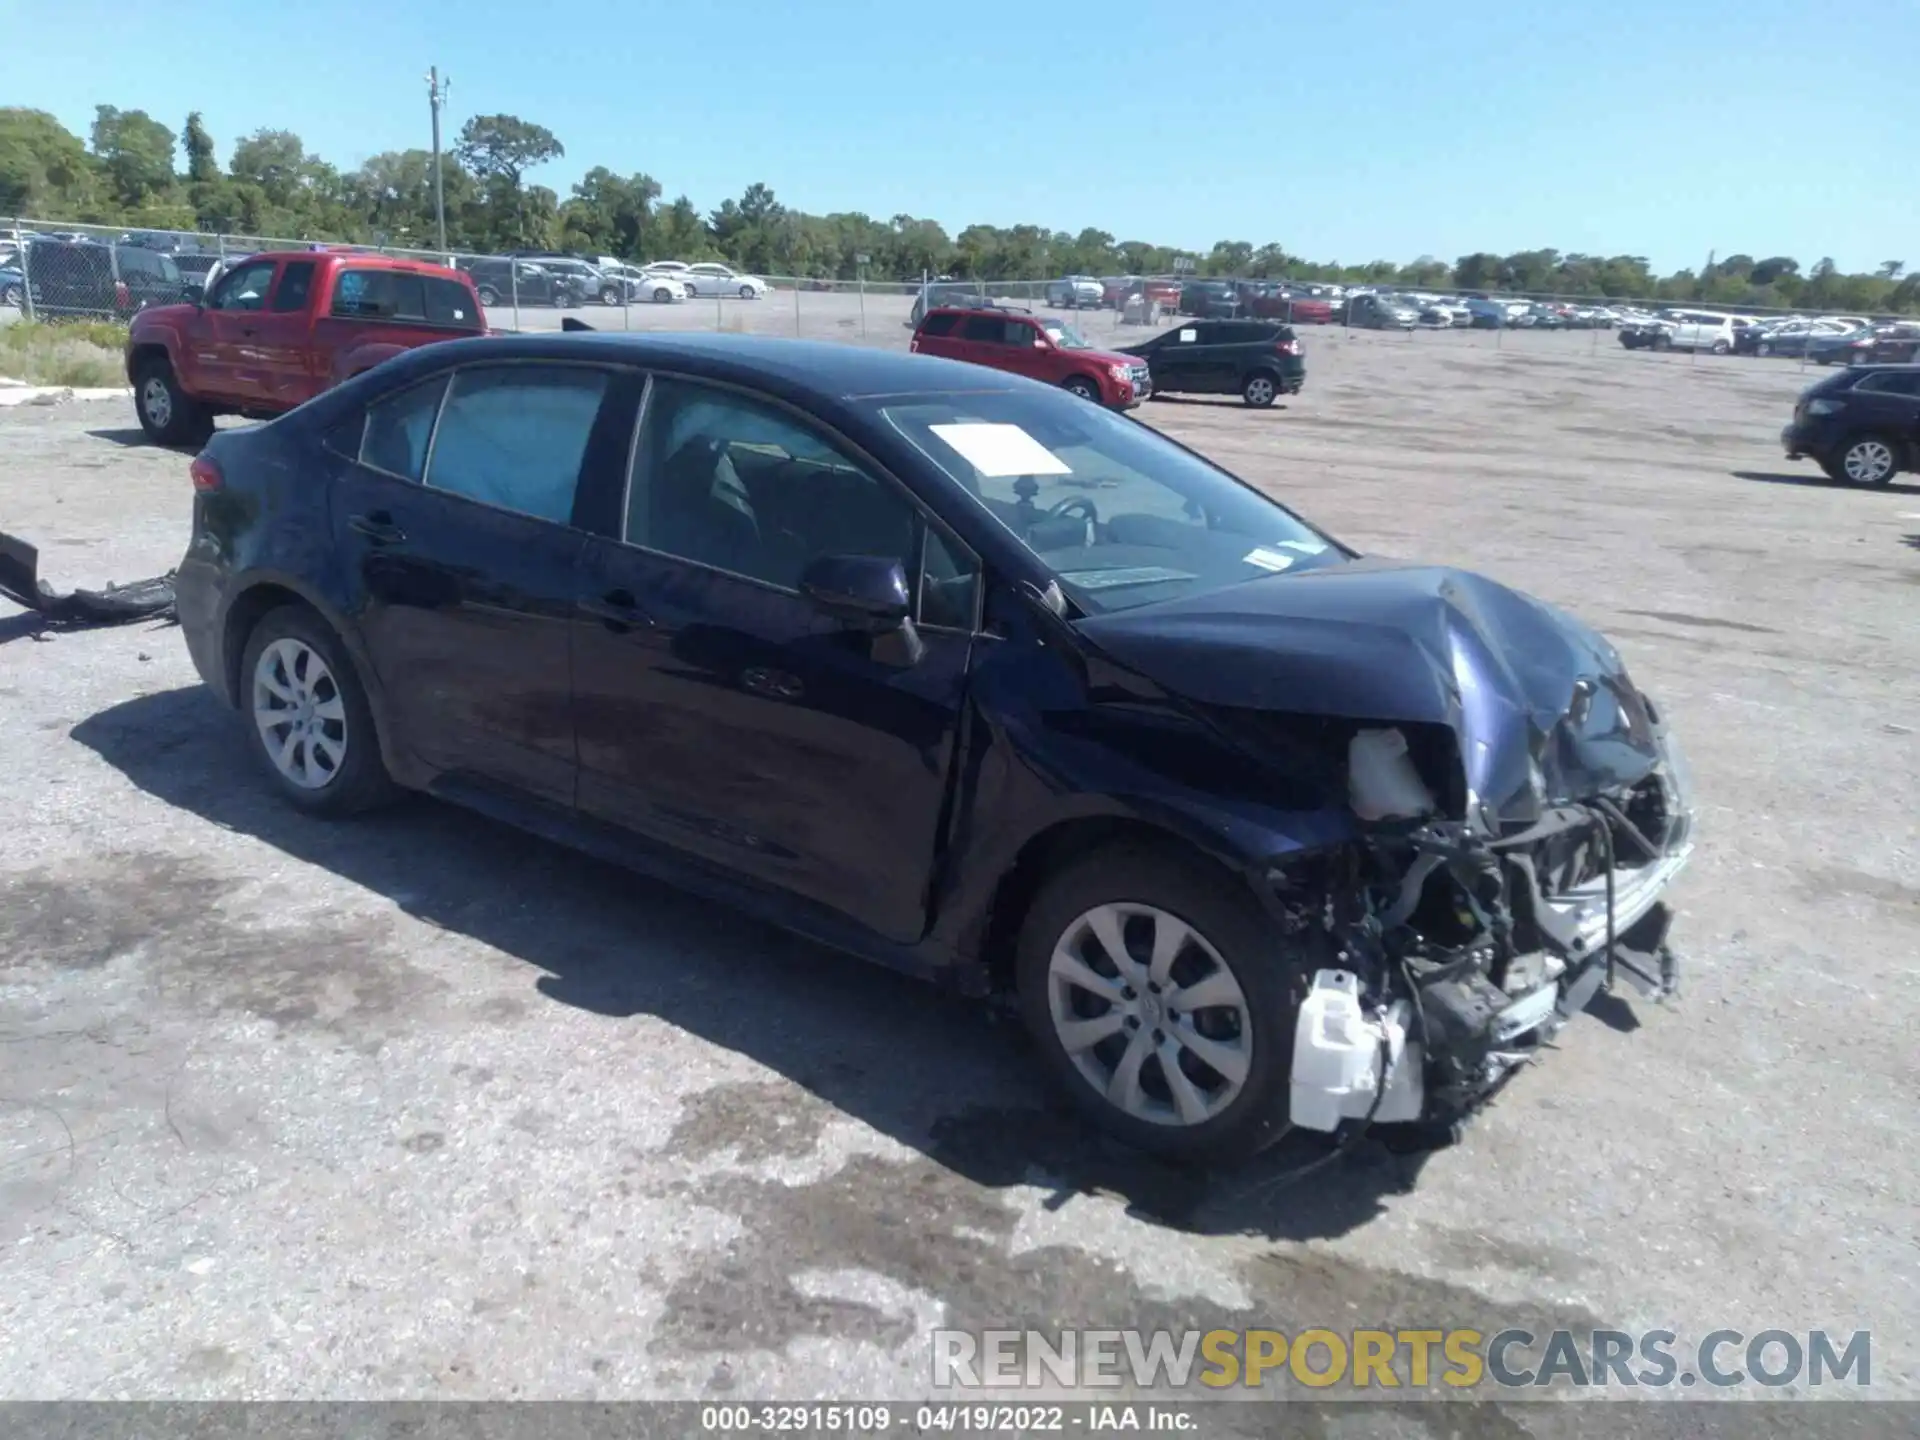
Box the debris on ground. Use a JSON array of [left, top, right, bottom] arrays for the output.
[[0, 529, 176, 632]]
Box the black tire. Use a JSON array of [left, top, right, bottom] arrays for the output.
[[1242, 371, 1280, 407], [1016, 844, 1305, 1165], [2, 282, 21, 309], [599, 285, 621, 306], [739, 284, 756, 299], [132, 356, 214, 447], [1063, 375, 1100, 402], [1651, 332, 1672, 352], [476, 285, 499, 307], [1711, 338, 1731, 355], [653, 287, 673, 304], [240, 605, 398, 816], [1822, 434, 1901, 487]]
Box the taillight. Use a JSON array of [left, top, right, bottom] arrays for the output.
[[1277, 339, 1303, 355], [190, 455, 223, 493], [115, 281, 131, 307]]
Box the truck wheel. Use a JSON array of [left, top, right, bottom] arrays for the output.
[[133, 357, 214, 447]]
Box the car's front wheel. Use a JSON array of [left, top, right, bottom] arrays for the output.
[[1712, 338, 1731, 355], [476, 285, 500, 307], [1017, 845, 1301, 1164], [599, 285, 621, 305], [2, 282, 22, 309], [1826, 435, 1900, 486], [133, 357, 214, 447], [1063, 375, 1100, 403], [739, 284, 757, 299], [241, 607, 396, 816]]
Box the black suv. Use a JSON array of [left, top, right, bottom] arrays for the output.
[[21, 239, 194, 319], [1119, 320, 1305, 407], [460, 257, 583, 309], [1780, 364, 1920, 485], [1177, 280, 1242, 318]]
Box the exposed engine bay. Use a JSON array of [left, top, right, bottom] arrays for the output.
[[1275, 714, 1695, 1140]]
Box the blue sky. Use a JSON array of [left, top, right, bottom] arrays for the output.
[[4, 0, 1912, 274]]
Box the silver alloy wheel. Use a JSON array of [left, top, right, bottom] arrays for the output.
[[1046, 902, 1253, 1127], [2, 283, 21, 308], [1758, 343, 1772, 356], [739, 284, 755, 299], [1065, 378, 1098, 401], [1843, 439, 1895, 484], [253, 637, 348, 790], [654, 287, 672, 304], [1245, 376, 1277, 405], [141, 376, 173, 430]]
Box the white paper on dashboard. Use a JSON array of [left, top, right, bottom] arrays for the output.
[[928, 423, 1072, 478]]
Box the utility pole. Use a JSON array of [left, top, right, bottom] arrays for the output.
[[426, 67, 451, 255]]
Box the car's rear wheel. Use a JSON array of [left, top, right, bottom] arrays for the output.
[[2, 282, 21, 309], [1017, 845, 1301, 1164], [1712, 338, 1731, 355], [1758, 342, 1773, 357], [599, 285, 621, 305], [1242, 372, 1279, 407], [1651, 332, 1672, 351], [241, 607, 396, 816], [133, 357, 214, 447], [476, 285, 499, 307], [1827, 436, 1899, 486], [1063, 375, 1100, 402]]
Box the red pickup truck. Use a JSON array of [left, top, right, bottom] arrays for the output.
[[126, 251, 487, 445]]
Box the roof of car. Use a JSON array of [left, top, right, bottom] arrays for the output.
[[391, 331, 1029, 400], [245, 250, 464, 275]]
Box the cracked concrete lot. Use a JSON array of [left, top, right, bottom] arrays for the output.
[[1, 324, 1915, 1431]]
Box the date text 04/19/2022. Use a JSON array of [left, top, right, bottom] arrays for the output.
[[698, 1403, 1201, 1432]]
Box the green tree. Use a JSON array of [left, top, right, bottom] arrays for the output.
[[183, 112, 218, 184], [90, 105, 176, 208], [0, 108, 97, 215], [1877, 260, 1904, 280], [560, 166, 662, 258]]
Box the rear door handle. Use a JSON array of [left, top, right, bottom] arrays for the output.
[[579, 587, 651, 629], [348, 513, 406, 545]]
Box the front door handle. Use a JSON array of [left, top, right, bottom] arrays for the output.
[[348, 512, 406, 545], [579, 587, 651, 630]]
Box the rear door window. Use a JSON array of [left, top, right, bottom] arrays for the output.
[[422, 276, 482, 329], [959, 315, 1017, 345], [359, 374, 451, 480], [918, 312, 960, 337], [209, 260, 277, 312], [271, 261, 316, 312], [332, 269, 429, 321], [1856, 371, 1920, 397], [423, 365, 610, 525]]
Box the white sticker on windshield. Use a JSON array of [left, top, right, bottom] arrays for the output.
[[1276, 538, 1329, 555], [929, 423, 1072, 478], [1179, 328, 1197, 342], [1060, 566, 1197, 591], [1242, 547, 1297, 572]]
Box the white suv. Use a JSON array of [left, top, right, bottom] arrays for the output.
[[1664, 310, 1736, 354]]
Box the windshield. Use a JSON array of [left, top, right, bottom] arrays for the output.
[[1043, 321, 1091, 349], [871, 391, 1348, 615]]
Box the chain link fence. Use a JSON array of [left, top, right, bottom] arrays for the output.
[[5, 217, 1900, 375]]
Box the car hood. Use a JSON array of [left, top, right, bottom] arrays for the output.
[[128, 302, 197, 334], [1075, 558, 1664, 821]]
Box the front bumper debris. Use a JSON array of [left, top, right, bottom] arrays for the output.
[[1285, 732, 1696, 1137]]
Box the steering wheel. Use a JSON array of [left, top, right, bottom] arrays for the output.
[[1047, 496, 1100, 525]]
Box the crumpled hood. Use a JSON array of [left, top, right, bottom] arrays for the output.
[[1075, 558, 1664, 820]]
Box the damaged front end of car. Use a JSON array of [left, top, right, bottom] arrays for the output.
[[1080, 561, 1698, 1144]]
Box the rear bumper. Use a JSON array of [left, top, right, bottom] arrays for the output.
[[174, 556, 229, 703]]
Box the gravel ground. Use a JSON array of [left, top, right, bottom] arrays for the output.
[[1, 328, 1915, 1428]]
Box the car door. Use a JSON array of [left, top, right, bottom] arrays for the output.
[[330, 360, 634, 805], [191, 259, 281, 402], [570, 374, 981, 944], [251, 259, 317, 408], [1144, 324, 1206, 392]]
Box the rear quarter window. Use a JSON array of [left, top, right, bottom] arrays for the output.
[[423, 276, 482, 329], [918, 312, 959, 337]]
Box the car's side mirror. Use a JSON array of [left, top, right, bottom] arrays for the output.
[[800, 554, 910, 630], [1033, 334, 1050, 348], [800, 554, 923, 666]]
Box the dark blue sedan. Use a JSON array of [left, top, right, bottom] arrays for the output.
[[173, 332, 1696, 1164]]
